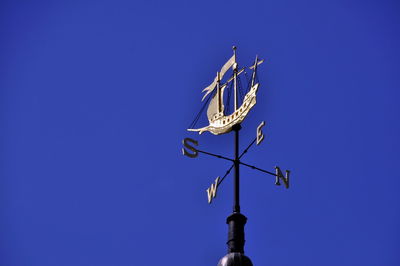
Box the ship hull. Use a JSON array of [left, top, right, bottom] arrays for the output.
[[188, 83, 259, 135]]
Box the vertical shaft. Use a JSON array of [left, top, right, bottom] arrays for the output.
[[251, 55, 258, 88], [233, 124, 240, 213], [233, 68, 238, 111], [233, 46, 238, 111], [226, 124, 247, 254], [217, 71, 222, 113]]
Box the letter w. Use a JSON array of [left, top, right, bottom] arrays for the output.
[[206, 177, 220, 204]]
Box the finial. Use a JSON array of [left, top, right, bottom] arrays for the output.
[[232, 46, 237, 51]]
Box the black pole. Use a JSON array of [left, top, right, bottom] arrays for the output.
[[225, 123, 247, 254], [233, 123, 241, 213], [218, 123, 253, 264]]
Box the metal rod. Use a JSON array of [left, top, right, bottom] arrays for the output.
[[239, 137, 256, 160], [234, 125, 240, 213], [218, 158, 277, 187], [233, 47, 238, 111], [239, 161, 277, 177], [251, 55, 258, 87], [197, 149, 234, 162], [217, 137, 257, 186], [217, 72, 222, 113], [217, 164, 234, 185]]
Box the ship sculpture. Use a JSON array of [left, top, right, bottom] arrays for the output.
[[188, 47, 263, 135]]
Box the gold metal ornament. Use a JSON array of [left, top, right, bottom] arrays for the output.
[[188, 47, 264, 135], [206, 177, 220, 204], [256, 121, 265, 145]]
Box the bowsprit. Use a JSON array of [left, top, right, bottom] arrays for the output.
[[181, 46, 291, 266]]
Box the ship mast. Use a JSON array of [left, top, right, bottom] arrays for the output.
[[233, 46, 238, 111], [217, 71, 222, 113], [251, 55, 258, 87]]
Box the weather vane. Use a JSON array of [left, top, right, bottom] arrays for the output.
[[181, 46, 291, 266]]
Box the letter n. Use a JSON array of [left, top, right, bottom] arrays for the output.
[[275, 166, 290, 189]]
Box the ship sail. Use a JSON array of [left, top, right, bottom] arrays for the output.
[[207, 84, 227, 121], [220, 54, 236, 78], [202, 55, 236, 101]]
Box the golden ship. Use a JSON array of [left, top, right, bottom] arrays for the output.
[[188, 47, 263, 135]]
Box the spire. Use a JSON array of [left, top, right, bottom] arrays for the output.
[[217, 212, 253, 265], [226, 212, 247, 253], [218, 213, 253, 265]]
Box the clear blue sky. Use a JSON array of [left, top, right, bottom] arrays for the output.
[[1, 0, 399, 265]]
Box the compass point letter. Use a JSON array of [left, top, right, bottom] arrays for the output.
[[206, 177, 220, 204], [275, 166, 290, 189], [257, 121, 266, 145], [182, 138, 199, 158]]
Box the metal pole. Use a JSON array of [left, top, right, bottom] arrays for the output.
[[233, 124, 241, 213], [233, 46, 238, 111]]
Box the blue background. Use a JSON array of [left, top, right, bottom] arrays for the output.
[[1, 1, 399, 265]]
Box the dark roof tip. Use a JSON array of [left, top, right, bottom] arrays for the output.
[[217, 252, 253, 266]]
